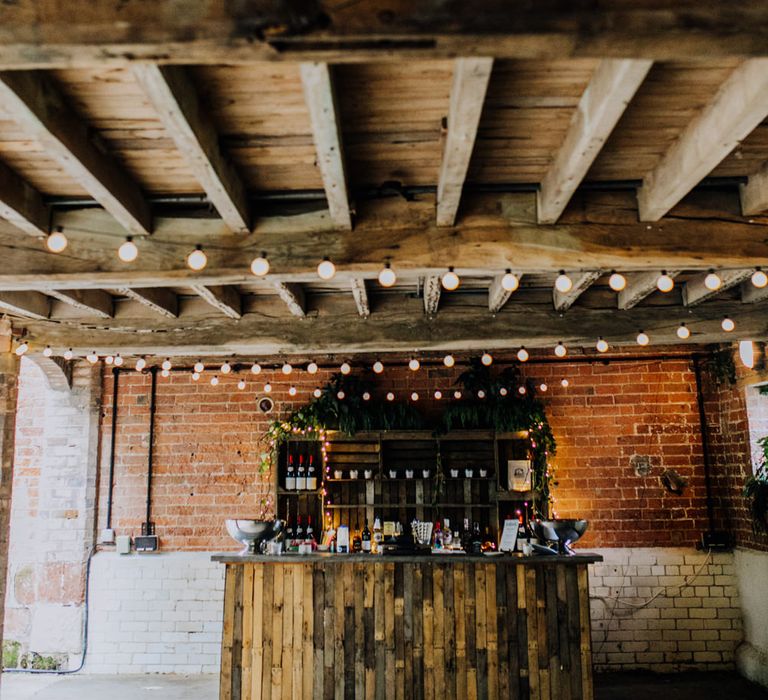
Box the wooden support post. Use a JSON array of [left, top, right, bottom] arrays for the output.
[[423, 276, 442, 317], [552, 271, 601, 312]]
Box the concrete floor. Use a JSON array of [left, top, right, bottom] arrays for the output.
[[596, 671, 768, 700]]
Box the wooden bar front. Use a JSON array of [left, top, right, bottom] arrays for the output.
[[214, 554, 601, 700]]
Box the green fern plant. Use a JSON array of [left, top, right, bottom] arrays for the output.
[[744, 436, 768, 534]]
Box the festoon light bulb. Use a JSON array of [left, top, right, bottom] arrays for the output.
[[752, 268, 768, 288], [250, 252, 269, 277], [441, 267, 460, 291], [676, 323, 691, 339], [43, 345, 53, 358], [46, 226, 68, 253], [186, 245, 207, 271], [408, 358, 420, 371], [443, 354, 455, 368], [282, 362, 292, 375], [636, 331, 650, 346], [704, 270, 722, 291], [608, 271, 626, 292], [317, 257, 336, 281], [161, 358, 172, 371], [656, 271, 675, 293], [194, 360, 205, 374], [307, 361, 318, 374], [554, 342, 567, 358], [373, 360, 384, 374], [516, 347, 529, 362], [118, 236, 138, 262], [501, 270, 519, 292], [340, 361, 351, 375], [135, 357, 146, 371], [721, 317, 735, 332], [378, 262, 396, 287], [481, 352, 493, 366], [596, 337, 609, 353], [555, 270, 572, 293]]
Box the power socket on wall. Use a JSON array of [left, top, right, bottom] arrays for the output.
[[631, 455, 652, 477]]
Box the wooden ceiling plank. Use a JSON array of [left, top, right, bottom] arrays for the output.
[[189, 284, 242, 319], [300, 62, 351, 231], [350, 278, 370, 318], [44, 289, 113, 318], [740, 161, 768, 216], [423, 275, 442, 317], [118, 287, 178, 318], [488, 273, 522, 314], [682, 269, 753, 307], [638, 59, 768, 221], [436, 57, 493, 227], [0, 160, 49, 236], [537, 59, 652, 223], [552, 271, 601, 312], [0, 290, 50, 320], [618, 270, 680, 310], [132, 64, 250, 234], [0, 71, 152, 236], [741, 279, 768, 304], [273, 282, 306, 318]]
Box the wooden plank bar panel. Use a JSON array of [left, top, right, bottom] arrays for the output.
[[216, 556, 600, 700]]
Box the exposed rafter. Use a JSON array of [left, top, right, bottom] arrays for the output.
[[0, 291, 49, 319], [350, 278, 370, 319], [189, 284, 242, 320], [436, 57, 493, 227], [740, 161, 768, 216], [553, 271, 601, 312], [537, 59, 651, 223], [741, 280, 768, 304], [618, 271, 680, 310], [45, 289, 113, 319], [0, 71, 152, 236], [300, 62, 352, 231], [0, 160, 49, 236], [118, 287, 178, 318], [423, 276, 442, 317], [132, 64, 250, 234], [273, 282, 306, 318], [682, 270, 752, 307], [488, 273, 522, 314], [638, 59, 768, 221]]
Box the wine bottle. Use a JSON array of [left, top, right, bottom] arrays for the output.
[[305, 515, 314, 546], [286, 452, 296, 490], [361, 518, 372, 553], [471, 521, 482, 555], [306, 452, 317, 490], [295, 515, 304, 545], [296, 450, 306, 490], [372, 517, 383, 554], [462, 517, 472, 553], [352, 515, 362, 552]]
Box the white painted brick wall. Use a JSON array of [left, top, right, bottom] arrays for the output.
[[84, 552, 224, 674], [588, 547, 742, 672]]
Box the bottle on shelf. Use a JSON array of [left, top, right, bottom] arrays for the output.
[[295, 515, 304, 546], [470, 521, 483, 555], [442, 518, 453, 548], [305, 515, 315, 549], [352, 515, 362, 553], [372, 516, 383, 554], [516, 511, 528, 553], [461, 517, 472, 553], [296, 450, 306, 490], [285, 512, 294, 552], [306, 452, 317, 490], [286, 452, 296, 490], [481, 525, 497, 552], [361, 518, 372, 553]]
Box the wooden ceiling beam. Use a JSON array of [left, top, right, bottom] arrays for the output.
[[0, 71, 152, 236], [132, 64, 250, 234], [552, 271, 601, 312], [618, 271, 680, 310], [0, 291, 49, 320], [741, 280, 768, 305], [300, 62, 351, 231], [488, 273, 522, 314], [44, 289, 113, 318], [436, 57, 493, 227], [682, 269, 753, 307], [638, 59, 768, 221], [422, 276, 442, 317], [350, 278, 370, 319], [273, 282, 306, 318], [189, 284, 242, 319], [0, 160, 49, 236], [537, 59, 651, 223], [118, 287, 178, 318], [740, 161, 768, 216]]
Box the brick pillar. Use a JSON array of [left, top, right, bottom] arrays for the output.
[[0, 326, 20, 690]]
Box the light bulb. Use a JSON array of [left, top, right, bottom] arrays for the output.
[[555, 271, 572, 293], [441, 267, 460, 291], [477, 390, 486, 399], [336, 390, 345, 400], [739, 340, 755, 369], [561, 378, 569, 388], [411, 392, 419, 401], [517, 348, 529, 362], [86, 351, 98, 364], [443, 354, 455, 368], [596, 338, 609, 353], [186, 245, 207, 271], [194, 360, 205, 373], [161, 368, 170, 378], [118, 236, 138, 262], [264, 383, 272, 393], [238, 379, 246, 390], [250, 362, 261, 375], [210, 375, 219, 386], [453, 390, 462, 399], [704, 270, 722, 291], [501, 270, 519, 292], [434, 390, 442, 400], [192, 372, 200, 381], [46, 227, 68, 253], [114, 354, 124, 367], [378, 262, 396, 287], [481, 352, 493, 366], [289, 386, 297, 396], [282, 362, 292, 375], [135, 357, 146, 371], [362, 392, 371, 401], [307, 361, 318, 374], [221, 361, 232, 374], [608, 272, 626, 292], [15, 341, 28, 356], [250, 252, 269, 277], [518, 386, 526, 395], [161, 358, 172, 371], [636, 331, 650, 346], [313, 388, 322, 398], [386, 392, 395, 402], [64, 348, 73, 361], [43, 345, 53, 357], [554, 342, 567, 358], [408, 358, 420, 371], [373, 360, 384, 374], [656, 271, 674, 292], [340, 362, 351, 375], [676, 323, 690, 339], [721, 317, 735, 332], [317, 257, 336, 280], [752, 268, 768, 288], [499, 387, 508, 396], [539, 383, 548, 392], [105, 355, 114, 365]]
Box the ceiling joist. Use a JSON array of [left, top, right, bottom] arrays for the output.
[[423, 276, 442, 317], [740, 161, 768, 216], [118, 287, 178, 318], [189, 284, 242, 320], [553, 271, 601, 312], [488, 273, 522, 314], [618, 271, 680, 310], [273, 282, 306, 318], [682, 269, 753, 307], [0, 291, 50, 320], [0, 160, 49, 236], [45, 289, 113, 319], [350, 278, 370, 319]]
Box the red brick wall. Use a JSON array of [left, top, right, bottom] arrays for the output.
[[97, 353, 720, 551]]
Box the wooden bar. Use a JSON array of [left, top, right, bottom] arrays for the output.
[[214, 554, 601, 700]]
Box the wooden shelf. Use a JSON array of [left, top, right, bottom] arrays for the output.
[[277, 487, 322, 495]]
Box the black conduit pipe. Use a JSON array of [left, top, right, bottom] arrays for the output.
[[105, 367, 119, 530], [142, 366, 158, 536]]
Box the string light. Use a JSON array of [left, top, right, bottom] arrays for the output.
[[161, 368, 170, 378], [443, 354, 455, 368], [501, 270, 519, 292], [161, 358, 172, 371], [739, 340, 755, 369], [210, 375, 219, 386], [238, 379, 246, 390], [86, 351, 98, 364], [434, 390, 442, 400], [64, 348, 73, 361], [656, 271, 674, 292], [307, 361, 318, 374], [250, 252, 270, 277], [313, 388, 322, 398], [676, 323, 691, 339], [441, 267, 460, 291], [608, 271, 626, 292], [135, 357, 146, 371], [317, 257, 336, 280], [373, 360, 384, 374], [14, 340, 28, 356], [561, 378, 569, 388], [721, 317, 735, 332], [704, 270, 722, 291], [554, 342, 567, 358], [386, 392, 395, 401], [251, 362, 261, 375], [118, 236, 138, 262], [221, 360, 232, 374], [752, 268, 768, 288], [378, 262, 396, 287], [555, 270, 572, 293], [411, 392, 419, 401], [281, 362, 292, 375], [518, 386, 526, 395], [453, 390, 462, 400], [362, 392, 371, 401], [636, 331, 650, 346], [408, 358, 420, 371], [43, 345, 53, 358], [516, 347, 529, 362], [114, 354, 124, 367], [105, 355, 114, 365], [46, 226, 68, 253], [477, 390, 486, 399], [539, 383, 548, 392], [264, 383, 272, 393], [499, 387, 508, 396], [481, 352, 493, 366], [192, 372, 200, 381], [289, 386, 297, 396], [596, 337, 609, 353], [340, 361, 351, 375], [186, 245, 207, 271], [194, 360, 205, 373]]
